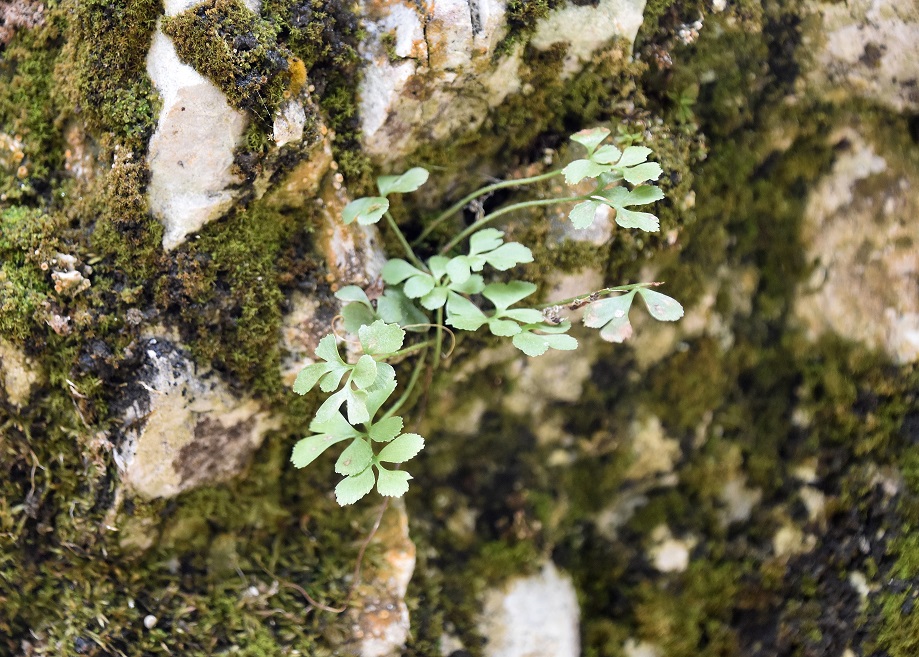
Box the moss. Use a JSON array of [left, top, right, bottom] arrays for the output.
[[89, 151, 164, 281], [67, 0, 161, 151], [163, 0, 290, 120]]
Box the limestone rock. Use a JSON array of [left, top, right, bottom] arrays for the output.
[[347, 502, 416, 657], [113, 338, 277, 499], [479, 562, 580, 657], [0, 338, 42, 407], [794, 127, 919, 363], [145, 26, 248, 251], [813, 0, 919, 112], [358, 0, 647, 161]]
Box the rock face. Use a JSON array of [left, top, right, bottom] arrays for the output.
[[479, 562, 580, 657], [145, 23, 248, 251], [114, 338, 277, 499], [0, 338, 41, 407], [358, 0, 647, 161], [794, 126, 919, 363], [813, 0, 919, 112], [347, 502, 417, 657]]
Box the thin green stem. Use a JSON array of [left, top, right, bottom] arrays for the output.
[[440, 196, 585, 254], [433, 308, 444, 371], [535, 282, 660, 309], [414, 169, 564, 244], [376, 340, 435, 361], [381, 348, 428, 420], [385, 211, 427, 270]]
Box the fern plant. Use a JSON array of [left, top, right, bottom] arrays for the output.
[[292, 127, 684, 505]]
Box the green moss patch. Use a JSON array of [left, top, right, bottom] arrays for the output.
[[163, 0, 290, 120]]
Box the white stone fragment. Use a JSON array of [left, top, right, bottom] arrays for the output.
[[0, 338, 42, 407], [530, 0, 647, 75], [351, 502, 417, 657], [720, 475, 762, 526], [795, 127, 919, 363], [480, 562, 580, 657], [146, 28, 248, 250], [624, 639, 662, 657], [273, 100, 307, 147], [815, 0, 919, 112], [115, 339, 277, 499], [625, 415, 681, 481], [648, 525, 696, 573]]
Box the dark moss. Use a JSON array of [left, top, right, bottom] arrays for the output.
[[163, 0, 290, 119], [69, 0, 161, 151]]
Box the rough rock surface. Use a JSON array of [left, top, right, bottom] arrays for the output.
[[479, 562, 580, 657], [795, 126, 919, 363], [145, 25, 248, 251], [114, 338, 277, 499], [347, 502, 416, 657], [813, 0, 919, 111], [358, 0, 647, 160], [0, 338, 41, 407]]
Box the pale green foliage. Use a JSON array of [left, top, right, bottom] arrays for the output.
[[292, 125, 684, 505]]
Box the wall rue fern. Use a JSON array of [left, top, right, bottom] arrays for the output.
[[292, 127, 684, 505]]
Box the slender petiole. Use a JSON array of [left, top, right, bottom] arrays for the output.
[[440, 196, 585, 254], [415, 169, 564, 244], [382, 348, 429, 420]]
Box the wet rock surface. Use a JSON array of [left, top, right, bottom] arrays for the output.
[[114, 338, 277, 499]]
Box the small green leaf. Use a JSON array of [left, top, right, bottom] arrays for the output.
[[484, 243, 533, 270], [483, 281, 537, 310], [335, 438, 373, 475], [377, 432, 425, 463], [599, 314, 632, 343], [351, 354, 378, 389], [445, 256, 472, 284], [365, 364, 398, 419], [562, 159, 609, 185], [638, 288, 684, 321], [359, 320, 405, 355], [615, 208, 659, 232], [427, 255, 450, 279], [369, 416, 403, 442], [291, 434, 349, 468], [335, 469, 375, 505], [314, 388, 348, 424], [382, 259, 424, 284], [592, 144, 622, 164], [318, 366, 348, 393], [622, 162, 662, 185], [309, 410, 360, 438], [420, 286, 448, 310], [488, 318, 522, 336], [345, 387, 370, 424], [512, 330, 578, 357], [377, 167, 429, 196], [377, 289, 428, 328], [617, 146, 652, 168], [570, 127, 610, 155], [341, 302, 376, 334], [403, 274, 436, 299], [512, 331, 550, 357], [627, 185, 665, 205], [468, 228, 504, 255], [334, 285, 372, 306], [449, 274, 485, 295], [445, 293, 488, 331], [315, 334, 345, 365], [583, 291, 636, 329], [293, 362, 330, 395], [342, 197, 389, 225], [376, 467, 412, 497], [569, 200, 601, 229]]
